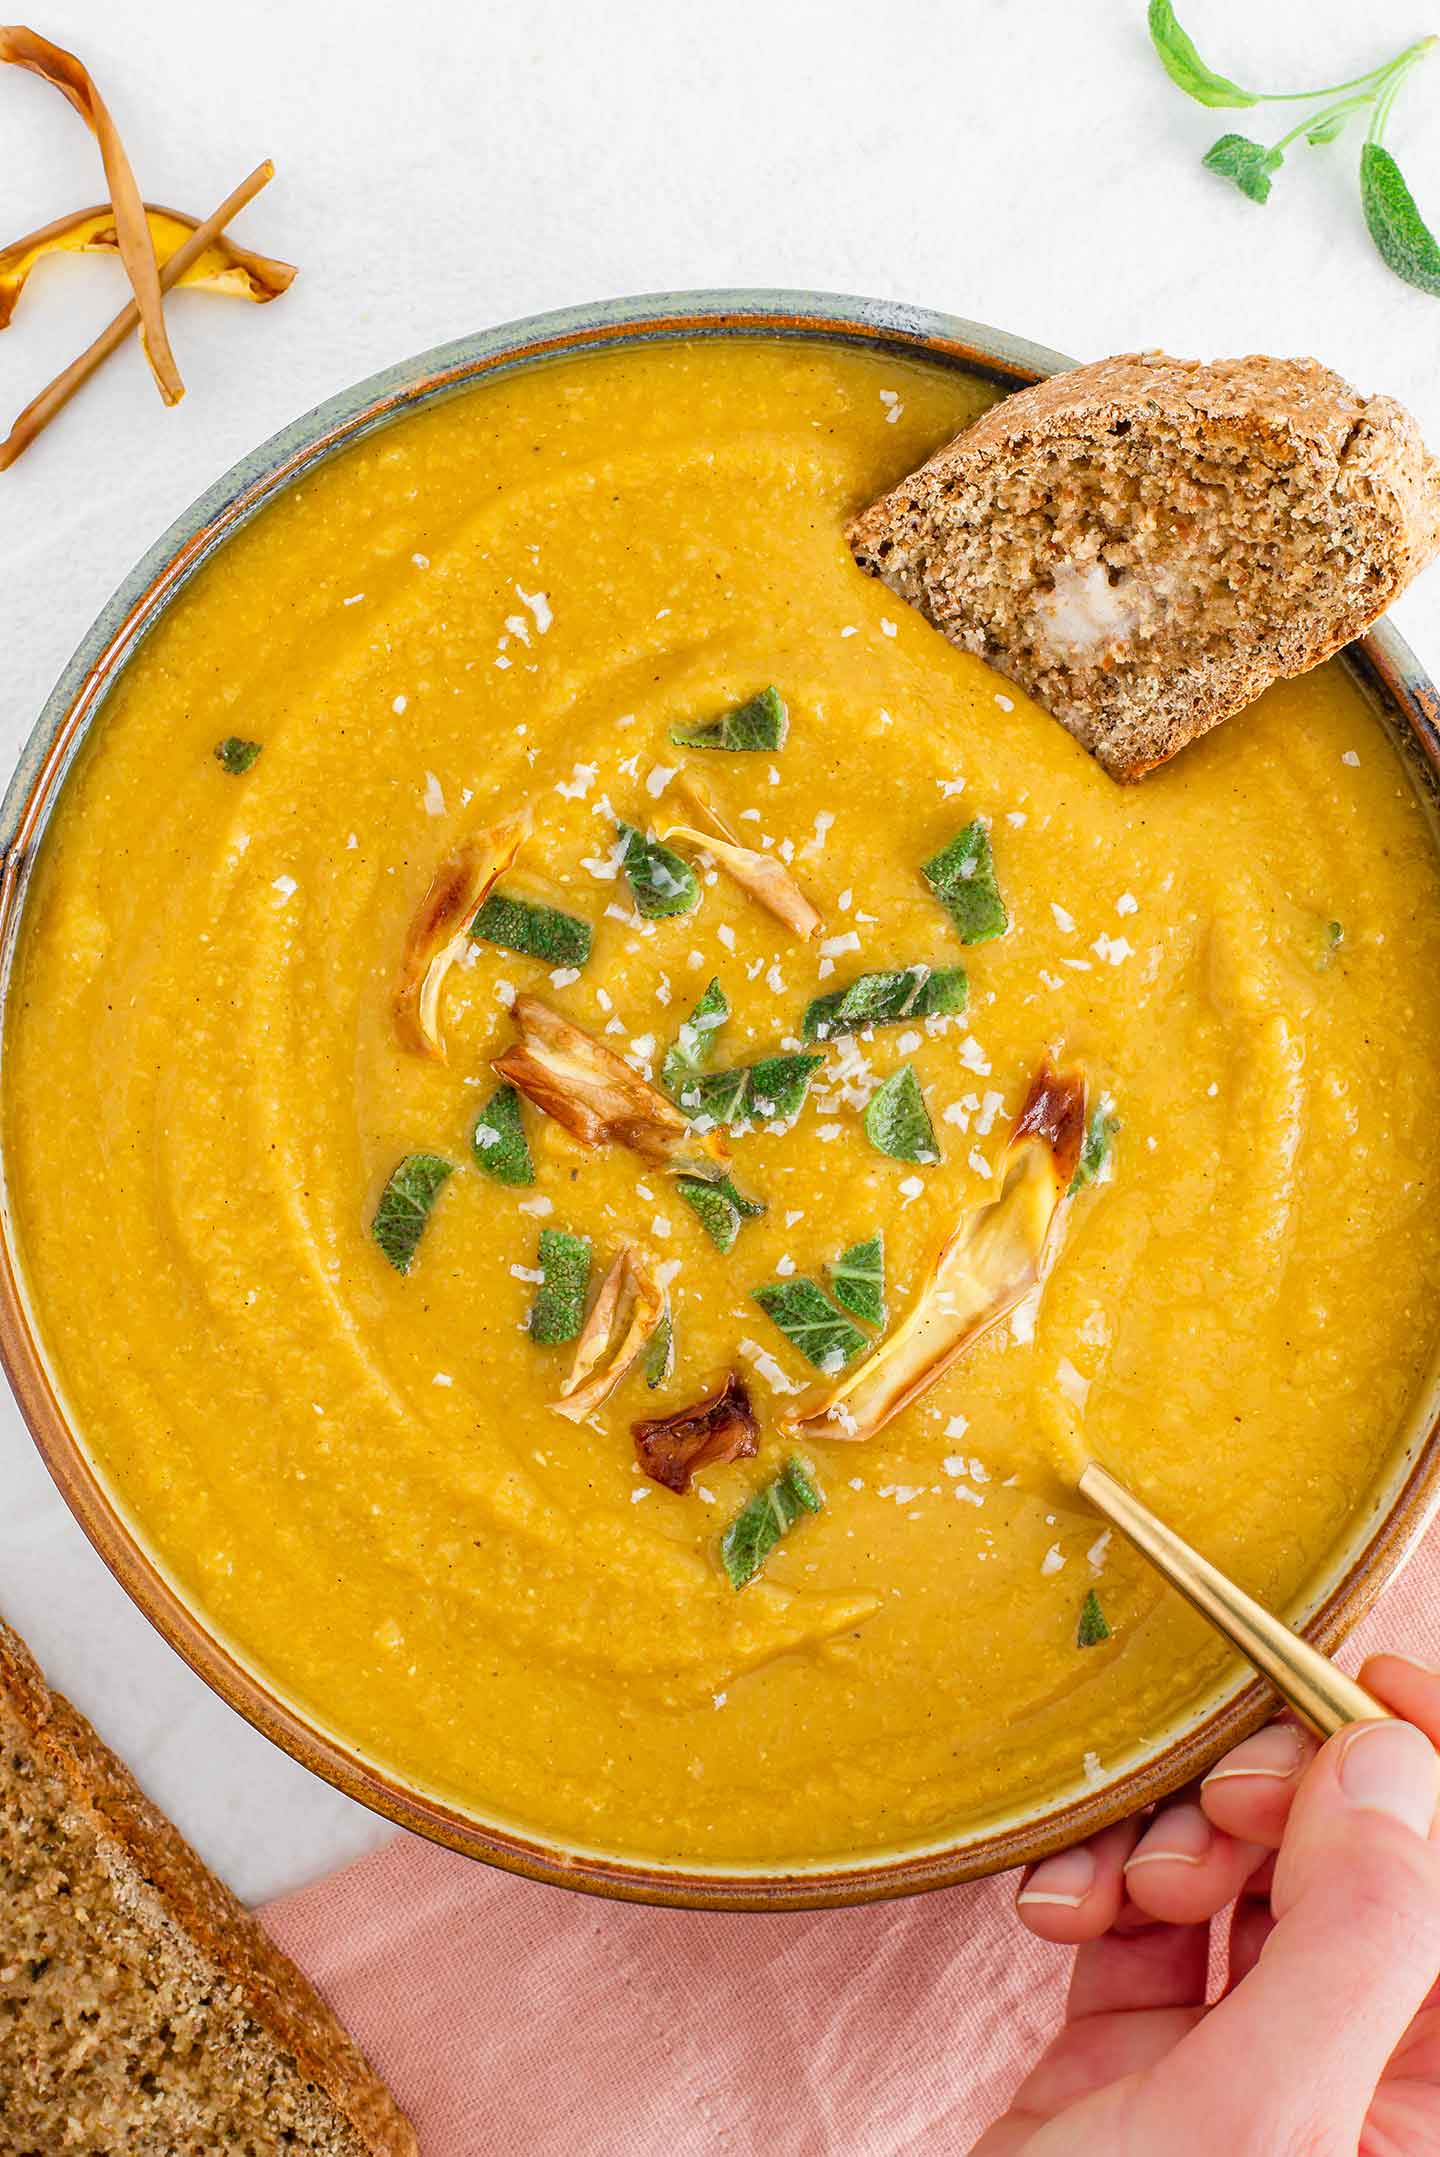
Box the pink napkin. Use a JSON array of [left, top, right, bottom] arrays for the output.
[[261, 1546, 1440, 2155]]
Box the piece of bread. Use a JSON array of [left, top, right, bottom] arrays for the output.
[[847, 352, 1440, 779], [0, 1617, 417, 2155]]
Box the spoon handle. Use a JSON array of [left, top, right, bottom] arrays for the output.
[[1078, 1461, 1390, 1740]]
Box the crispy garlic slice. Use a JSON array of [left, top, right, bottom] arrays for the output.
[[494, 996, 729, 1175], [662, 776, 821, 940], [790, 1060, 1086, 1442], [552, 1248, 665, 1423], [0, 201, 296, 330], [394, 807, 531, 1058], [632, 1373, 759, 1493]]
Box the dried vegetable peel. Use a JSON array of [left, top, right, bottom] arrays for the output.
[[663, 776, 821, 940], [394, 807, 531, 1058], [0, 26, 181, 400], [0, 199, 295, 329], [494, 996, 730, 1175], [790, 1060, 1086, 1441], [552, 1249, 665, 1422]]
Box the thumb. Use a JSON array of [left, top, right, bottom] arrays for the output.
[[1136, 1719, 1440, 2153]]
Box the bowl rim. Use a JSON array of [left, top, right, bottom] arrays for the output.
[[3, 287, 1439, 1912]]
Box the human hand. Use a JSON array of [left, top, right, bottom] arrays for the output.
[[974, 1654, 1440, 2155]]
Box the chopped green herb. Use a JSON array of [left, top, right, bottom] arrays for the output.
[[661, 977, 729, 1096], [1202, 131, 1283, 203], [214, 737, 262, 774], [643, 1303, 675, 1388], [1077, 1589, 1111, 1648], [753, 1277, 866, 1372], [676, 1172, 765, 1253], [923, 821, 1008, 944], [802, 964, 967, 1043], [1314, 919, 1345, 971], [1149, 6, 1440, 295], [669, 685, 788, 753], [530, 1228, 591, 1345], [471, 892, 592, 968], [617, 821, 701, 919], [864, 1065, 939, 1165], [1068, 1106, 1119, 1196], [370, 1153, 454, 1274], [720, 1456, 825, 1588], [678, 1052, 823, 1128], [470, 1084, 534, 1186], [827, 1232, 886, 1327]]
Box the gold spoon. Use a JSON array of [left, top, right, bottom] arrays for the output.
[[1079, 1460, 1390, 1739]]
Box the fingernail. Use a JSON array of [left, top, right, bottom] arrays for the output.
[[1338, 1721, 1440, 1836], [1371, 1652, 1440, 1680], [1124, 1800, 1211, 1871], [1202, 1723, 1303, 1788], [1017, 1846, 1096, 1909]]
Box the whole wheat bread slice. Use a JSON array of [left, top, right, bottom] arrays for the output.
[[0, 1617, 417, 2156], [847, 352, 1440, 779]]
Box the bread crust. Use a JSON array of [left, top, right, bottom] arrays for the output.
[[847, 352, 1440, 779], [0, 1617, 418, 2156]]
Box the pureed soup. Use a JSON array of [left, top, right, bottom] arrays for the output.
[[8, 339, 1440, 1871]]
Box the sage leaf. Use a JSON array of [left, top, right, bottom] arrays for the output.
[[802, 964, 967, 1044], [753, 1277, 866, 1372], [720, 1456, 824, 1589], [371, 1153, 454, 1274], [643, 1303, 675, 1388], [471, 892, 592, 967], [1077, 1589, 1111, 1648], [678, 1052, 822, 1128], [670, 685, 788, 752], [1362, 142, 1440, 296], [1068, 1106, 1119, 1196], [923, 821, 1008, 944], [530, 1228, 591, 1345], [1203, 132, 1284, 203], [864, 1065, 939, 1164], [1147, 0, 1258, 108], [677, 1172, 764, 1253], [471, 1083, 535, 1186], [661, 977, 729, 1095], [214, 737, 262, 774], [827, 1232, 885, 1327], [617, 821, 701, 919]]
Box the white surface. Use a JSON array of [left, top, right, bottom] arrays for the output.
[[3, 0, 1440, 1905]]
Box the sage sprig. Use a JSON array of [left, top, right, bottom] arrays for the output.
[[1148, 3, 1440, 293]]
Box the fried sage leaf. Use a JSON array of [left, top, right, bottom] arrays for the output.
[[395, 806, 531, 1060], [530, 1227, 592, 1345], [551, 1247, 664, 1421], [633, 1372, 759, 1493], [661, 977, 730, 1096], [214, 737, 262, 774], [864, 1065, 939, 1164], [617, 821, 700, 919], [720, 1456, 823, 1589], [494, 996, 729, 1175], [371, 1153, 454, 1275], [676, 1171, 766, 1253], [791, 1060, 1086, 1441], [753, 1278, 867, 1373], [923, 820, 1008, 944], [662, 776, 820, 939], [670, 685, 788, 753], [471, 891, 592, 967], [1077, 1589, 1111, 1648], [471, 1083, 534, 1186], [802, 964, 966, 1044], [827, 1233, 885, 1327]]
